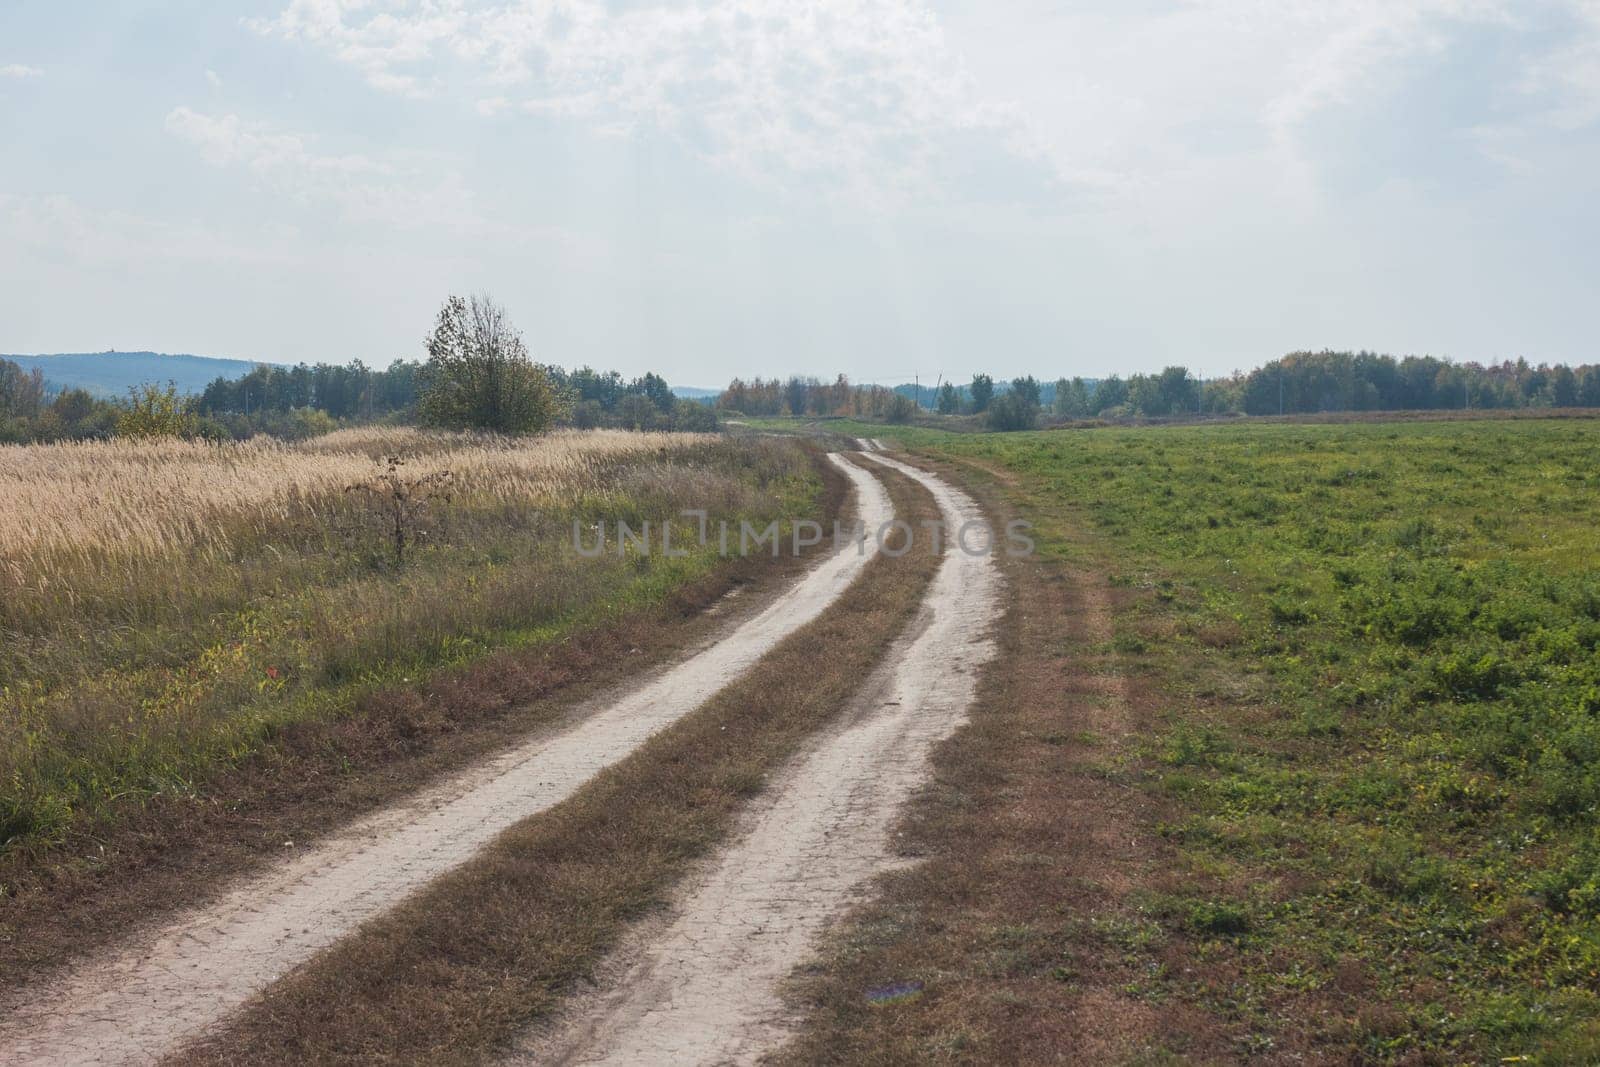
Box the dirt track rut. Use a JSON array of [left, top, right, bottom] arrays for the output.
[[0, 455, 892, 1067], [524, 451, 1002, 1066]]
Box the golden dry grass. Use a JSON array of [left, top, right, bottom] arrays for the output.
[[0, 428, 814, 852], [0, 428, 707, 566]]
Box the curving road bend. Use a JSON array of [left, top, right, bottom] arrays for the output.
[[0, 454, 893, 1067]]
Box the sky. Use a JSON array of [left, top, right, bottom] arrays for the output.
[[2, 1, 1598, 387]]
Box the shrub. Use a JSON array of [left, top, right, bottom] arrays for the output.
[[884, 394, 917, 423], [986, 392, 1036, 432], [1537, 839, 1600, 916], [1184, 900, 1251, 937], [116, 381, 197, 440]]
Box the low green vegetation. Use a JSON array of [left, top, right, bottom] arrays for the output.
[[831, 415, 1600, 1061]]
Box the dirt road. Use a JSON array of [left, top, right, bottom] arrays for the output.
[[0, 455, 892, 1067], [524, 451, 1002, 1065]]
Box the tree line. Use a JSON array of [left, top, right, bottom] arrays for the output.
[[718, 352, 1600, 431], [2, 294, 715, 444], [717, 376, 917, 423], [0, 361, 121, 442], [12, 324, 1599, 444], [719, 369, 1195, 428]]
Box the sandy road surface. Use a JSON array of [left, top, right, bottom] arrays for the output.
[[525, 451, 1002, 1066], [0, 455, 892, 1067]]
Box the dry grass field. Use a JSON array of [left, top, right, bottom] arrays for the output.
[[0, 428, 815, 853]]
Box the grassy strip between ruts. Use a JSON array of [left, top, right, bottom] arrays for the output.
[[176, 458, 944, 1065], [0, 445, 844, 993]]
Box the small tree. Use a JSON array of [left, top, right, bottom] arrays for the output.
[[633, 371, 676, 412], [670, 398, 719, 432], [1010, 375, 1041, 411], [418, 294, 565, 434], [346, 454, 454, 566], [986, 392, 1036, 432], [1093, 375, 1127, 413], [969, 373, 994, 413], [936, 382, 960, 414], [783, 376, 810, 416], [616, 393, 657, 430], [1054, 377, 1091, 417], [117, 382, 197, 439], [885, 393, 917, 423], [0, 361, 46, 421]]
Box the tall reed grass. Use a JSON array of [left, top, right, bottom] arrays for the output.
[[0, 429, 814, 850], [2, 428, 697, 564]]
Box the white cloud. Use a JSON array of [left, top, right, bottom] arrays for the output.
[[934, 0, 1600, 202], [1517, 0, 1600, 128], [245, 0, 1600, 206], [164, 106, 478, 228], [244, 0, 468, 99], [247, 1, 1020, 200], [1, 63, 44, 79], [245, 0, 1600, 212], [206, 69, 223, 89]]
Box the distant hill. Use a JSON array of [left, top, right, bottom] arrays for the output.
[[671, 386, 719, 406], [1, 351, 267, 397]]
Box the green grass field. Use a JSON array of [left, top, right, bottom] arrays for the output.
[[786, 415, 1600, 1061]]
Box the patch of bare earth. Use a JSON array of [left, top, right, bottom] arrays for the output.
[[772, 452, 1240, 1064]]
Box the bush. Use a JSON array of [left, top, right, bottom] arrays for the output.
[[670, 399, 719, 432], [885, 394, 917, 423], [1184, 900, 1251, 937], [116, 382, 197, 439], [985, 392, 1036, 432], [1537, 838, 1600, 916]]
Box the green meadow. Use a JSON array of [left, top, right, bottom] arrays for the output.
[[812, 415, 1600, 1061]]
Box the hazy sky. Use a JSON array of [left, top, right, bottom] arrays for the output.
[[3, 1, 1598, 386]]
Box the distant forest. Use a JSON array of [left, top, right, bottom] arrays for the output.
[[718, 351, 1600, 428], [7, 348, 1599, 444], [0, 356, 715, 443]]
